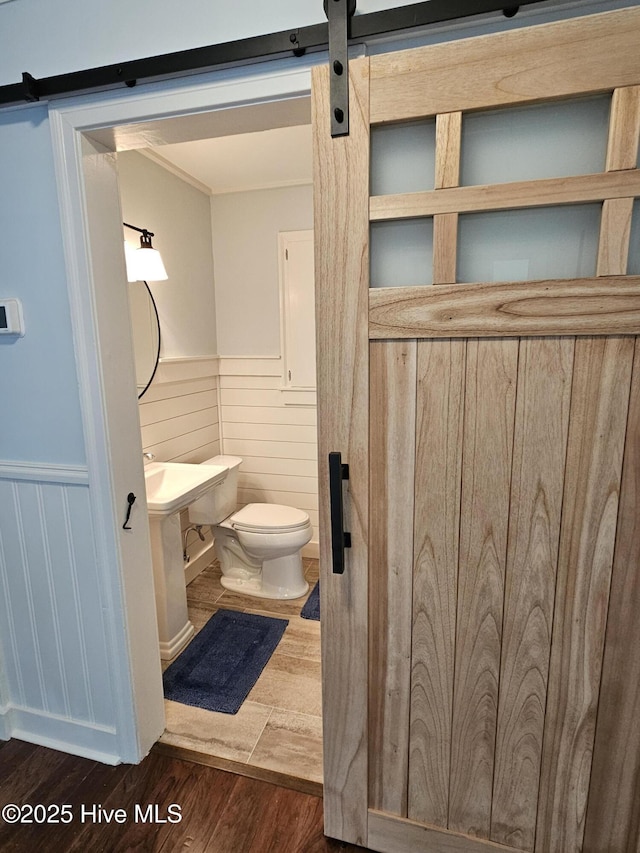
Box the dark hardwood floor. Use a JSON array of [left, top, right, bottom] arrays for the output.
[[0, 739, 368, 852]]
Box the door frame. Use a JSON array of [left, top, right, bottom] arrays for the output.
[[49, 59, 319, 762]]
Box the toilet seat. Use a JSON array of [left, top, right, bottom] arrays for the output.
[[230, 503, 310, 534]]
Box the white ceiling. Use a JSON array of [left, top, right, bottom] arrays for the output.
[[148, 124, 312, 195]]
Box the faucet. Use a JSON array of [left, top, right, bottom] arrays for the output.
[[143, 452, 156, 464]]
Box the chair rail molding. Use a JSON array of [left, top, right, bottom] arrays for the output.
[[0, 460, 90, 484]]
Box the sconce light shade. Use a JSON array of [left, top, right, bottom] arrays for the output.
[[134, 246, 168, 282], [123, 224, 168, 282]]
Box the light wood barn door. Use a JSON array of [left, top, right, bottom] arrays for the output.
[[313, 8, 640, 853]]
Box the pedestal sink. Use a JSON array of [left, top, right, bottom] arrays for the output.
[[145, 461, 228, 516], [144, 461, 228, 659]]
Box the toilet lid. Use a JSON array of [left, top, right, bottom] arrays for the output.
[[231, 503, 310, 533]]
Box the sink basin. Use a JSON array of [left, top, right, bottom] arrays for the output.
[[144, 461, 228, 516]]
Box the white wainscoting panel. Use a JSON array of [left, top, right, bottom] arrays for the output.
[[135, 356, 319, 559], [139, 359, 221, 568], [139, 368, 221, 464], [219, 358, 319, 552], [0, 465, 120, 757]]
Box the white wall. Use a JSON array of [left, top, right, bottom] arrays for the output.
[[0, 0, 452, 88], [117, 150, 217, 359], [211, 184, 313, 356], [0, 0, 317, 86], [210, 184, 318, 548], [0, 105, 85, 464], [0, 0, 630, 89]]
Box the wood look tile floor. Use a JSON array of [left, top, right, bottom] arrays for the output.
[[158, 558, 323, 791]]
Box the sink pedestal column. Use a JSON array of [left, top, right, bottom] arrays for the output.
[[148, 512, 194, 660]]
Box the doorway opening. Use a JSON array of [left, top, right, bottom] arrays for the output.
[[115, 118, 321, 788], [50, 60, 321, 776]]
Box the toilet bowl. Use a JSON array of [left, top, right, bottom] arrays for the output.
[[188, 456, 311, 600]]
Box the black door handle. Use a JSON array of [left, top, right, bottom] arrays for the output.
[[122, 492, 136, 530], [329, 452, 351, 574]]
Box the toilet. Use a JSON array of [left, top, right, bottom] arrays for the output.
[[188, 455, 311, 600]]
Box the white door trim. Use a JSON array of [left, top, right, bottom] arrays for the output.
[[48, 58, 316, 761]]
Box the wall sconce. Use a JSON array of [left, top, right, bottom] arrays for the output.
[[123, 222, 168, 282], [123, 221, 167, 399]]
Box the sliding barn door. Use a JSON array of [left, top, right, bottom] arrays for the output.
[[313, 8, 640, 853]]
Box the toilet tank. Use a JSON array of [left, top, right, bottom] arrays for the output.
[[188, 455, 242, 526]]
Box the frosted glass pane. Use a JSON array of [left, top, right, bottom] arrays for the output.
[[371, 121, 436, 196], [370, 219, 433, 288], [461, 97, 610, 186], [457, 205, 601, 283], [629, 200, 640, 276]]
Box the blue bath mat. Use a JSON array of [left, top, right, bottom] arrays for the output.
[[163, 609, 288, 714], [301, 581, 320, 621]]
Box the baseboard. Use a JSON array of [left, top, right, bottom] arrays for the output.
[[0, 703, 13, 741], [2, 705, 122, 764]]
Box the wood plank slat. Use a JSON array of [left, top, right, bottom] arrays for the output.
[[433, 213, 458, 285], [369, 339, 417, 817], [141, 406, 219, 446], [448, 339, 518, 839], [223, 406, 316, 427], [535, 335, 635, 853], [596, 197, 634, 276], [432, 110, 461, 286], [606, 85, 640, 171], [370, 8, 640, 123], [237, 470, 317, 495], [224, 438, 317, 461], [369, 170, 640, 221], [223, 421, 315, 443], [369, 277, 640, 340], [138, 389, 217, 427], [140, 375, 217, 405], [236, 455, 318, 478], [369, 809, 523, 853], [408, 339, 465, 828], [312, 56, 371, 847], [582, 337, 640, 853], [144, 424, 220, 461], [435, 112, 462, 190], [490, 338, 574, 851]]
